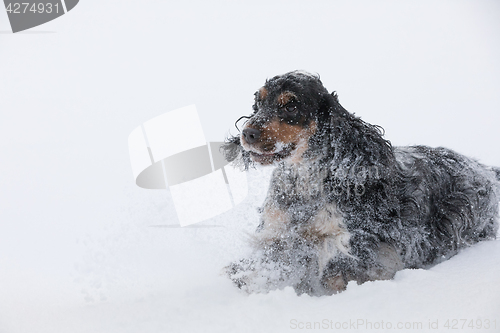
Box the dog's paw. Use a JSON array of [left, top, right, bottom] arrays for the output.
[[223, 258, 287, 294], [224, 258, 254, 276], [321, 273, 347, 295], [223, 259, 257, 292]]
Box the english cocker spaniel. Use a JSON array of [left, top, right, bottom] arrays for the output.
[[222, 70, 500, 296]]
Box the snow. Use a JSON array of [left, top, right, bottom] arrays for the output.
[[1, 1, 500, 332]]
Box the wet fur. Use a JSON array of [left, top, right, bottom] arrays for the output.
[[222, 71, 500, 296]]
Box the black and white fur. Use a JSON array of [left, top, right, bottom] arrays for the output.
[[222, 71, 500, 296]]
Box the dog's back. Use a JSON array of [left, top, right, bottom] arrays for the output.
[[394, 146, 500, 266]]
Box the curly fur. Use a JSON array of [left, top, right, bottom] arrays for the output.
[[222, 71, 500, 296]]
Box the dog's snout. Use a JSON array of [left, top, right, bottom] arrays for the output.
[[242, 128, 261, 144]]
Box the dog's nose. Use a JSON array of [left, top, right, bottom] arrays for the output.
[[242, 128, 261, 144]]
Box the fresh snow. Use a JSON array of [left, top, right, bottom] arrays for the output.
[[1, 1, 500, 332]]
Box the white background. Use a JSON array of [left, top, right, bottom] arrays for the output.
[[1, 1, 499, 332]]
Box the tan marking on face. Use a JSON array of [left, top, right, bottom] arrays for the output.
[[283, 121, 317, 164], [257, 87, 268, 101], [242, 120, 318, 164], [260, 120, 317, 147], [277, 91, 297, 106]]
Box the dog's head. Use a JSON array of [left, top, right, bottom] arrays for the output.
[[223, 71, 347, 167]]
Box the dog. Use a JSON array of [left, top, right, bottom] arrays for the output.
[[222, 70, 500, 296]]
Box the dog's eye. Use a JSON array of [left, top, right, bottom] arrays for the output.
[[284, 104, 297, 113]]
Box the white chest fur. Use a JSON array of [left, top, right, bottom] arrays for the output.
[[254, 161, 352, 275]]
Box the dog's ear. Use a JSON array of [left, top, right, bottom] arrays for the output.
[[319, 91, 394, 168], [316, 91, 347, 133], [220, 134, 253, 170], [322, 91, 350, 116]]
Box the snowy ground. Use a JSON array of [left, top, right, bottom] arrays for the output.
[[1, 1, 500, 332]]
